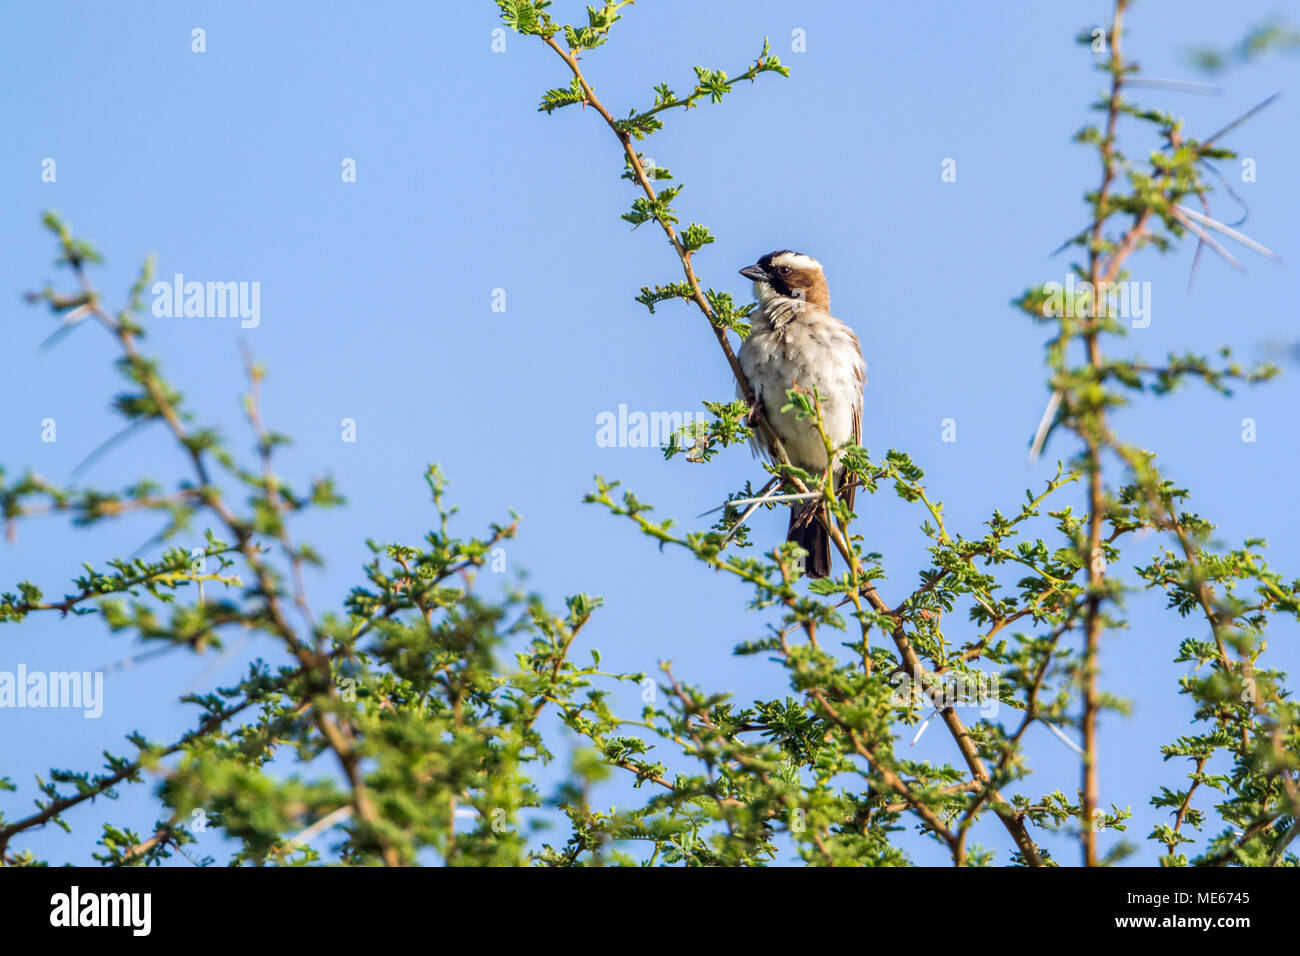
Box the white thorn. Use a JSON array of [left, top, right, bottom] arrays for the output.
[[1175, 204, 1280, 261], [1041, 719, 1085, 756], [910, 709, 940, 746], [1027, 389, 1062, 466], [286, 805, 355, 847]]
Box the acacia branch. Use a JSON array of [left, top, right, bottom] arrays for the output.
[[59, 255, 401, 867], [537, 35, 791, 466]]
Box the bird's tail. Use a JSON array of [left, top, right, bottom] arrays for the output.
[[787, 505, 831, 579]]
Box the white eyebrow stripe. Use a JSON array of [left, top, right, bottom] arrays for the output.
[[769, 252, 822, 272]]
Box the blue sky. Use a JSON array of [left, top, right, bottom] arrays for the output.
[[2, 0, 1298, 865]]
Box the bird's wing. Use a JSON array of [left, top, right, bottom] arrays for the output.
[[736, 320, 772, 463], [840, 326, 866, 516]]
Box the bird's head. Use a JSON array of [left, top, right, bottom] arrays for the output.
[[739, 250, 829, 311]]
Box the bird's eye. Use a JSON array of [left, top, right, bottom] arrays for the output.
[[778, 266, 792, 276]]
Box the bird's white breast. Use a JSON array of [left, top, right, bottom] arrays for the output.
[[738, 302, 865, 473]]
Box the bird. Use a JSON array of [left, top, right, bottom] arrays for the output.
[[736, 251, 866, 578]]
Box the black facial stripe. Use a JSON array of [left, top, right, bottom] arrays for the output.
[[758, 250, 802, 299]]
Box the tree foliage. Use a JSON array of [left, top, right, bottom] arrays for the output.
[[1, 0, 1296, 866]]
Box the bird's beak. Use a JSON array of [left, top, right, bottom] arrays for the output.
[[739, 264, 770, 282]]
